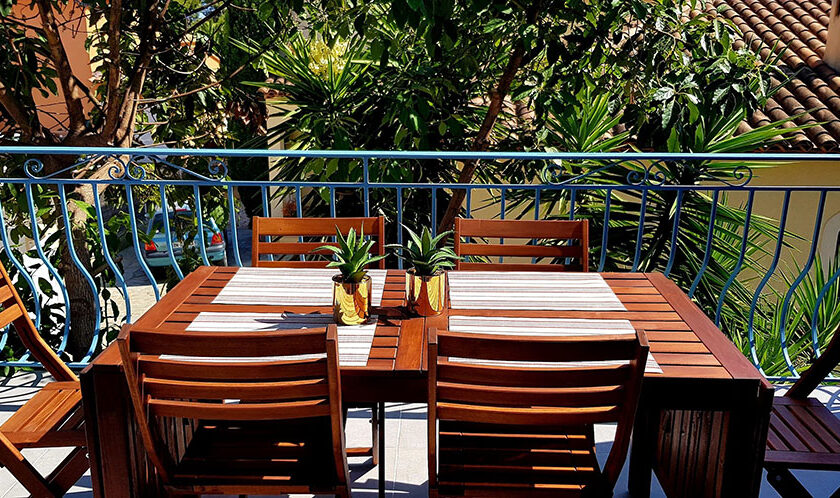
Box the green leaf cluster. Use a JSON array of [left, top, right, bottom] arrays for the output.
[[389, 226, 458, 276], [316, 225, 386, 283]]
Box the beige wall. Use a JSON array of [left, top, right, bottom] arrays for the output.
[[11, 0, 94, 135]]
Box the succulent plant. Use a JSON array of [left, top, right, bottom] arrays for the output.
[[315, 225, 386, 283], [389, 226, 459, 276]]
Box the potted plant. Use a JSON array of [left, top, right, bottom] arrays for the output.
[[390, 226, 459, 316], [316, 226, 386, 325]]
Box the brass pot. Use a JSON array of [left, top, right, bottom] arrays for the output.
[[406, 270, 446, 316], [333, 274, 372, 325]]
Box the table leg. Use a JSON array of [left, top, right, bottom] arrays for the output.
[[378, 401, 386, 498], [80, 365, 134, 498], [629, 398, 656, 498]]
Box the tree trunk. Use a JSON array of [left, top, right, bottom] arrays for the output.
[[437, 4, 541, 233]]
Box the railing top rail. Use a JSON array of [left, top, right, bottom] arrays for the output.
[[2, 146, 840, 162]]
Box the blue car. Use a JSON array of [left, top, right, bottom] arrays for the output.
[[143, 208, 227, 269]]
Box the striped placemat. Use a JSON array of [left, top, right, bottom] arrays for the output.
[[447, 315, 661, 373], [212, 268, 387, 307], [158, 312, 377, 367], [447, 271, 626, 311]]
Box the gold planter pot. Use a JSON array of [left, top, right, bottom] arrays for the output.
[[406, 270, 446, 316], [333, 275, 372, 325]]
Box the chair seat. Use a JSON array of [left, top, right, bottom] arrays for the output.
[[436, 421, 604, 497], [0, 381, 85, 449], [765, 396, 840, 470], [167, 420, 340, 494]]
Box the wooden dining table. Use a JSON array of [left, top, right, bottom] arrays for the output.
[[80, 267, 772, 498]]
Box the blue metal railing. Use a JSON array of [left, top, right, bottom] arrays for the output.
[[0, 147, 838, 381]]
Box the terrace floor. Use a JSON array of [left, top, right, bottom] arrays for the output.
[[0, 373, 838, 497]]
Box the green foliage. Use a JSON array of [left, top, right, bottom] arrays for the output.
[[730, 256, 840, 377], [316, 226, 386, 283], [389, 226, 458, 276]]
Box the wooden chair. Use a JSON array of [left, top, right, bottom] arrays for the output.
[[251, 215, 386, 473], [453, 218, 589, 271], [251, 216, 386, 268], [765, 324, 840, 497], [0, 260, 88, 497], [118, 323, 351, 496], [427, 327, 648, 497]]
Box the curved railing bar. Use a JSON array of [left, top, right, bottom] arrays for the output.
[[91, 184, 131, 324], [0, 197, 42, 329], [689, 190, 720, 298], [57, 185, 102, 362], [24, 184, 71, 355], [715, 191, 755, 326], [159, 186, 185, 280], [747, 191, 792, 372], [259, 186, 272, 262], [778, 191, 827, 375], [811, 263, 840, 358], [226, 186, 243, 267], [125, 185, 161, 301], [597, 190, 613, 272], [663, 189, 685, 278], [192, 186, 210, 267], [632, 188, 648, 272]]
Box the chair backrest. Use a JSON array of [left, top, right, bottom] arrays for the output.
[[118, 323, 347, 486], [252, 216, 386, 268], [786, 324, 840, 399], [427, 327, 648, 490], [453, 218, 589, 271], [0, 259, 76, 382]]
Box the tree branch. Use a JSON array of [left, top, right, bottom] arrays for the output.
[[34, 0, 87, 136], [102, 0, 123, 140]]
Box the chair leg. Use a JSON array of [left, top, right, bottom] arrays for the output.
[[335, 484, 350, 498], [0, 432, 56, 497], [378, 402, 385, 498], [46, 446, 89, 495], [372, 403, 380, 466], [766, 466, 811, 498]]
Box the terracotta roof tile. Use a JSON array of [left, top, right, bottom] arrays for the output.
[[711, 0, 840, 150]]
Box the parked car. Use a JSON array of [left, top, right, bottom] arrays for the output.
[[143, 208, 227, 271]]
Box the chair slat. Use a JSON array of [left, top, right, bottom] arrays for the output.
[[148, 398, 331, 420], [0, 284, 14, 304], [457, 262, 582, 272], [138, 357, 328, 381], [437, 382, 625, 408], [456, 219, 586, 239], [129, 327, 327, 357], [143, 377, 329, 401], [438, 331, 639, 363], [437, 361, 632, 388], [0, 305, 23, 330], [256, 241, 338, 255], [437, 402, 622, 426], [458, 243, 582, 258]]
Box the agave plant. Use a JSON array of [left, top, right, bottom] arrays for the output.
[[316, 226, 386, 283], [390, 226, 459, 276]]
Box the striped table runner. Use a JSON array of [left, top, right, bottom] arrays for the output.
[[212, 268, 387, 307], [159, 312, 378, 367], [448, 315, 661, 373], [447, 272, 626, 311]]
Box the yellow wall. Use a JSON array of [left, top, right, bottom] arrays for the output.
[[728, 161, 840, 276]]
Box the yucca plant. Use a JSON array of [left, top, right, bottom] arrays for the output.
[[316, 226, 386, 283], [390, 227, 459, 276]]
